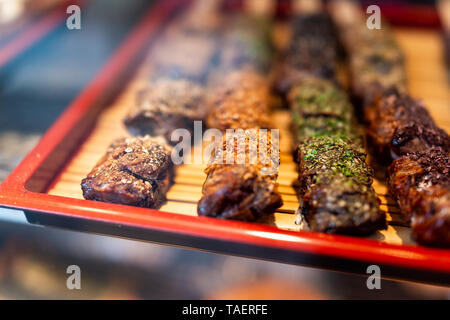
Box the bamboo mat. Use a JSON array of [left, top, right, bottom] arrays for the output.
[[47, 27, 450, 246]]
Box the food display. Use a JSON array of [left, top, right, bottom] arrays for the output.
[[76, 0, 450, 246], [2, 0, 449, 284], [77, 0, 449, 245]]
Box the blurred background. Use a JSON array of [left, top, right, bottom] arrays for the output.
[[0, 0, 449, 299]]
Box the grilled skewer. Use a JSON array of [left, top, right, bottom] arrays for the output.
[[275, 12, 338, 95], [330, 0, 450, 246], [197, 1, 282, 221], [81, 136, 173, 208], [207, 71, 271, 131], [388, 149, 450, 246], [365, 89, 450, 162], [124, 79, 207, 145], [216, 15, 274, 75], [290, 79, 385, 234], [124, 0, 222, 143], [198, 71, 283, 221], [280, 1, 385, 235], [150, 0, 222, 84], [328, 0, 407, 103], [297, 139, 385, 234], [288, 77, 362, 145], [198, 126, 282, 221], [123, 0, 222, 146]]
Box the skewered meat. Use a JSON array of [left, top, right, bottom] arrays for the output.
[[288, 77, 362, 145], [291, 115, 362, 146], [198, 129, 282, 221], [288, 77, 353, 119], [125, 3, 221, 143], [296, 137, 373, 187], [215, 15, 273, 74], [365, 89, 450, 162], [276, 13, 338, 95], [302, 175, 386, 235], [289, 77, 385, 235], [124, 79, 207, 144], [348, 42, 407, 102], [151, 32, 219, 83], [388, 149, 450, 247], [198, 68, 282, 221], [150, 0, 222, 84], [277, 5, 385, 235], [82, 136, 173, 208], [328, 2, 407, 101], [197, 10, 281, 221], [295, 136, 385, 234], [206, 71, 271, 131]]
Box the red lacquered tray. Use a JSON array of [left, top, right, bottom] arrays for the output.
[[0, 0, 449, 286]]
